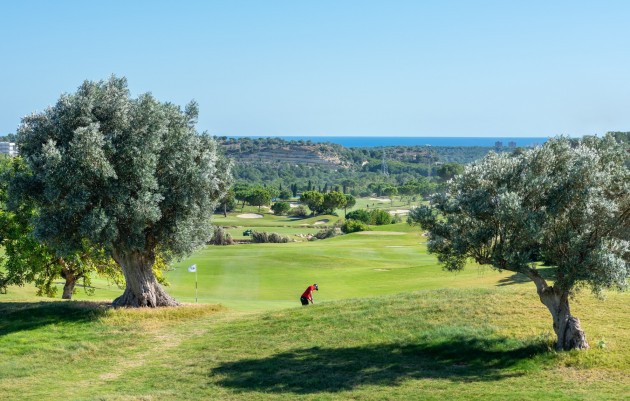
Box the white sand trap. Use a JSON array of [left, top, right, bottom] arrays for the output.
[[357, 231, 406, 235], [369, 198, 391, 202], [237, 213, 264, 219], [314, 219, 330, 225], [389, 209, 410, 215], [374, 268, 391, 271]]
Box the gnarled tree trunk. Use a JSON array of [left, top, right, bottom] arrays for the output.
[[61, 273, 77, 300], [527, 269, 589, 350], [60, 260, 79, 300], [112, 249, 179, 307]]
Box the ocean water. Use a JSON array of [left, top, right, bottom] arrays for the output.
[[228, 136, 548, 148]]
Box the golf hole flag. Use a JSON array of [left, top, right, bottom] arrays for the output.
[[188, 264, 197, 273]]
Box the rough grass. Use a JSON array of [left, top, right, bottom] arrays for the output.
[[1, 289, 628, 400], [1, 209, 629, 400]]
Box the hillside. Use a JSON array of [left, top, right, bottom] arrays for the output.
[[217, 137, 513, 169]]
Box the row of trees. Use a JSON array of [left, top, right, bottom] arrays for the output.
[[231, 161, 456, 199], [299, 191, 356, 216]]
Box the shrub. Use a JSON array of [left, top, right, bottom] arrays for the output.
[[370, 209, 393, 225], [209, 226, 234, 245], [287, 205, 308, 217], [271, 201, 291, 215], [251, 231, 291, 243], [346, 209, 371, 223], [311, 227, 339, 240], [341, 219, 369, 233]]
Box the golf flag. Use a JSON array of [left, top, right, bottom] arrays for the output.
[[188, 264, 197, 273]]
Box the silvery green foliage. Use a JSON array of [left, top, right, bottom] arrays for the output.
[[15, 76, 231, 259], [410, 135, 629, 295]]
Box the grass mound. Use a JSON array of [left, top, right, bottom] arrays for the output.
[[2, 289, 628, 400]]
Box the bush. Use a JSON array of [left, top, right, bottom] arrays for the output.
[[341, 219, 369, 233], [287, 205, 308, 217], [346, 208, 392, 225], [311, 227, 339, 240], [346, 209, 371, 223], [251, 231, 291, 243], [370, 209, 393, 225], [209, 226, 234, 245], [271, 201, 291, 215]]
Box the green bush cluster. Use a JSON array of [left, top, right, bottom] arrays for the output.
[[341, 220, 369, 233], [287, 205, 308, 217], [346, 208, 393, 225], [271, 201, 291, 215]]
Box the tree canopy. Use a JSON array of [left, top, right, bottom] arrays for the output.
[[409, 135, 630, 350], [13, 76, 231, 307]]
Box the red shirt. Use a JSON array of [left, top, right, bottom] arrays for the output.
[[301, 285, 317, 300]]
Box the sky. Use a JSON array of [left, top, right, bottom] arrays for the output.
[[1, 0, 629, 138]]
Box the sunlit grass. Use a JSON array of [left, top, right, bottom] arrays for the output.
[[1, 289, 628, 400], [1, 205, 628, 400]]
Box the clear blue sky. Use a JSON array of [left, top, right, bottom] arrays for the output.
[[1, 0, 629, 137]]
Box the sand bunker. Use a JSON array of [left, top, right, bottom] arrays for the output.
[[357, 231, 406, 235], [369, 198, 391, 202], [373, 268, 391, 272], [236, 213, 264, 219], [314, 219, 329, 225], [388, 209, 410, 215]]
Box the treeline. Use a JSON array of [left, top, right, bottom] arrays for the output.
[[220, 137, 514, 198]]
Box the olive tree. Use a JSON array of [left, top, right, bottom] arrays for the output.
[[409, 136, 629, 350], [14, 76, 231, 307]]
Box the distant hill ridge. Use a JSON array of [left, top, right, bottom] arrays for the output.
[[217, 133, 630, 168], [217, 136, 510, 167]]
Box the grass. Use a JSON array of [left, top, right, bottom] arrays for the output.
[[1, 289, 628, 400], [1, 204, 629, 400]]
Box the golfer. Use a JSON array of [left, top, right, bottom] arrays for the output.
[[300, 283, 319, 305]]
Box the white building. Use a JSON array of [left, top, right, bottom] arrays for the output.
[[0, 142, 18, 156]]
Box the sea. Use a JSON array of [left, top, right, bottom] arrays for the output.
[[227, 136, 549, 148]]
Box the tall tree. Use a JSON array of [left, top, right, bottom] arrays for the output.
[[382, 186, 398, 205], [246, 187, 272, 211], [300, 191, 324, 216], [343, 194, 356, 218], [322, 191, 347, 214], [409, 136, 630, 350], [13, 76, 231, 307]]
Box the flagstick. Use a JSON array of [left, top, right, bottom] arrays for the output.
[[195, 269, 198, 303]]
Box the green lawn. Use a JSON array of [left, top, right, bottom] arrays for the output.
[[1, 214, 629, 400], [1, 289, 628, 400]]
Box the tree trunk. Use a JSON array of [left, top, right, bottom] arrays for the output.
[[527, 269, 589, 350], [62, 275, 76, 299], [60, 263, 78, 300], [112, 250, 179, 307]]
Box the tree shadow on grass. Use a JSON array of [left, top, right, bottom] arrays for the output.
[[210, 335, 548, 394], [0, 301, 109, 336], [496, 266, 556, 287]]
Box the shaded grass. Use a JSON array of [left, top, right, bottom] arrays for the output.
[[0, 288, 628, 400]]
